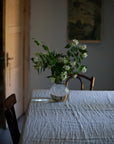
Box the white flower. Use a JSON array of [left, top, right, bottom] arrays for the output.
[[64, 75, 67, 80], [73, 74, 77, 78], [61, 72, 67, 80], [82, 45, 87, 49], [72, 39, 79, 46], [82, 53, 88, 58], [82, 67, 87, 73], [61, 71, 67, 77], [63, 65, 70, 70], [34, 57, 39, 62], [50, 77, 55, 82], [79, 44, 87, 50], [71, 61, 76, 66]]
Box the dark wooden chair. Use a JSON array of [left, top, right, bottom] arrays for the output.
[[4, 94, 20, 144], [65, 73, 95, 90]]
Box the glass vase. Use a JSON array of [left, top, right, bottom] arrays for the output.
[[49, 83, 69, 102]]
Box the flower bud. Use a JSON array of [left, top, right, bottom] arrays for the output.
[[82, 53, 88, 58], [50, 77, 55, 82], [72, 39, 79, 46], [82, 67, 87, 73]]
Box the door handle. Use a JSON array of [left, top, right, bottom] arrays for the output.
[[7, 53, 14, 67]]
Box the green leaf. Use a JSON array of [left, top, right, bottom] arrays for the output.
[[33, 38, 41, 46], [78, 65, 85, 72], [67, 51, 73, 57], [31, 58, 34, 62], [80, 55, 83, 60], [47, 76, 52, 78], [75, 63, 79, 68], [79, 49, 88, 53], [71, 46, 78, 53], [71, 47, 75, 52], [42, 45, 49, 52], [78, 58, 81, 63], [65, 43, 71, 48]]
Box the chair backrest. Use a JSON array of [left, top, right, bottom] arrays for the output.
[[65, 74, 95, 90], [4, 94, 20, 144]]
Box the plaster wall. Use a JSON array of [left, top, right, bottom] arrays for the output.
[[29, 0, 114, 95]]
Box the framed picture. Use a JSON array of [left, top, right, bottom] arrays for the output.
[[67, 0, 102, 43]]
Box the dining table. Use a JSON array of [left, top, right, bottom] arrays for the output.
[[19, 89, 114, 144]]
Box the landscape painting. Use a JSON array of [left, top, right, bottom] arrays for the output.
[[68, 0, 102, 42]]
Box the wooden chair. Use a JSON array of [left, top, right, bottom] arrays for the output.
[[4, 94, 20, 144], [65, 74, 95, 90]]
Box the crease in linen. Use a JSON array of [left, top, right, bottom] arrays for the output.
[[21, 90, 114, 144]]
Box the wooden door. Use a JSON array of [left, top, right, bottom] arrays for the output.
[[5, 0, 24, 118]]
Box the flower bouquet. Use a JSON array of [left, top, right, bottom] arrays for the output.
[[31, 39, 88, 101], [31, 39, 88, 84]]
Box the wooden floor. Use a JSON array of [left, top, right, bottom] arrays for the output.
[[0, 114, 24, 144]]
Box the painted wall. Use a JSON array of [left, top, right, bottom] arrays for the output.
[[29, 0, 114, 95]]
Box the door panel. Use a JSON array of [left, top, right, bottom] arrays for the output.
[[5, 0, 24, 118]]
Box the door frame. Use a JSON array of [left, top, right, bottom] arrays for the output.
[[23, 0, 30, 111]]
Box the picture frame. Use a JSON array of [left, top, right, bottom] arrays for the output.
[[67, 0, 102, 43]]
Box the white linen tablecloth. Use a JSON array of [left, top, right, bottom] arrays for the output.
[[19, 90, 114, 144]]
